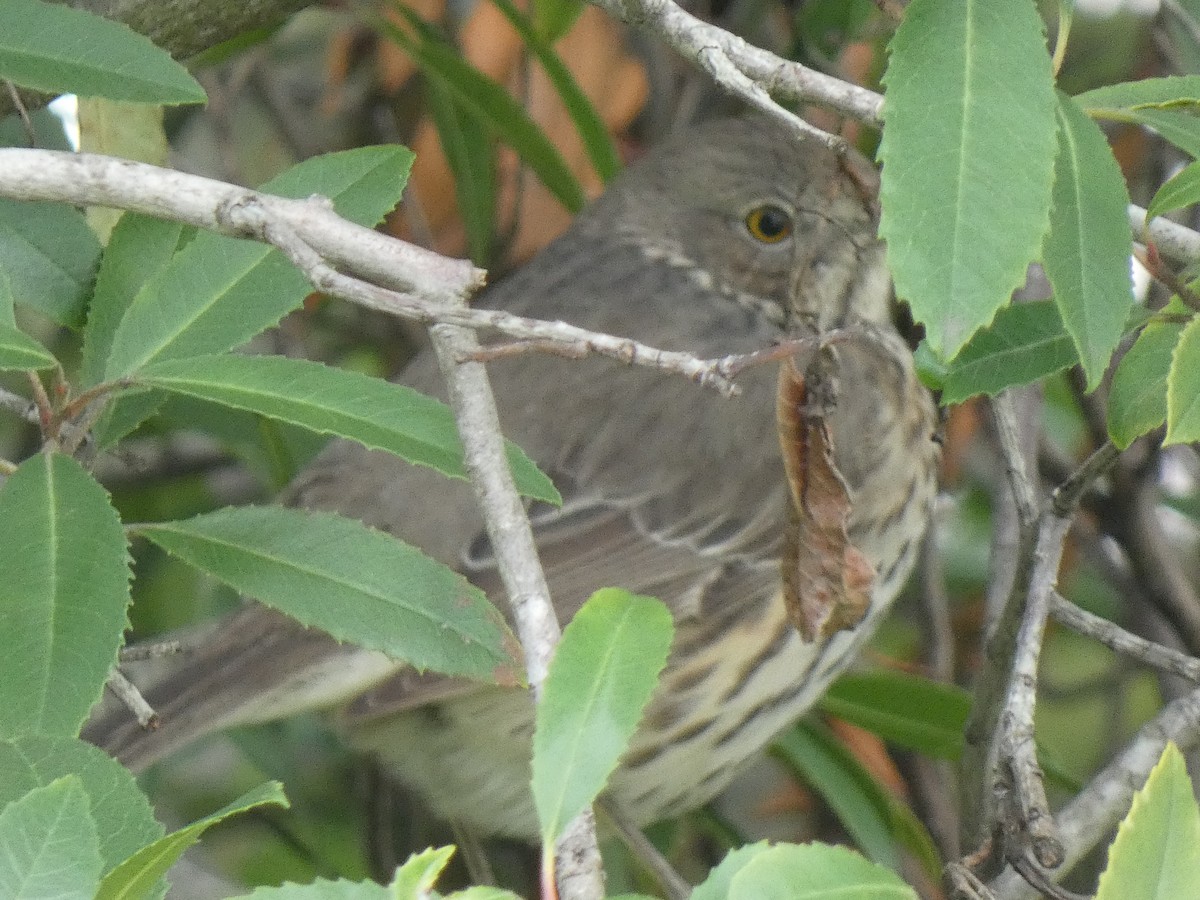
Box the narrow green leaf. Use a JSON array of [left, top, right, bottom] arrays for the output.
[[0, 266, 14, 325], [937, 300, 1078, 404], [1108, 319, 1183, 448], [820, 672, 970, 760], [532, 0, 586, 43], [1149, 160, 1200, 222], [691, 842, 773, 900], [1044, 93, 1134, 390], [0, 777, 101, 900], [0, 453, 131, 738], [139, 354, 558, 503], [0, 322, 55, 370], [490, 0, 620, 182], [1166, 315, 1200, 445], [879, 0, 1057, 357], [1075, 76, 1200, 113], [0, 736, 164, 879], [0, 0, 205, 104], [0, 199, 101, 328], [380, 9, 585, 212], [1094, 743, 1200, 900], [135, 506, 521, 682], [1123, 108, 1200, 158], [774, 725, 896, 869], [728, 843, 918, 899], [531, 589, 673, 844], [774, 724, 940, 879], [424, 77, 496, 266], [96, 782, 288, 900], [103, 145, 413, 378], [82, 214, 188, 386]]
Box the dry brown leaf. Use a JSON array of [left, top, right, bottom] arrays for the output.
[[776, 351, 875, 642]]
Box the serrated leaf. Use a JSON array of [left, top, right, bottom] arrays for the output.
[[489, 0, 619, 182], [1075, 76, 1200, 113], [879, 0, 1057, 358], [1166, 315, 1200, 445], [138, 354, 557, 503], [380, 9, 585, 213], [96, 782, 288, 900], [1094, 743, 1200, 900], [773, 724, 940, 879], [728, 842, 918, 899], [0, 777, 101, 900], [531, 589, 673, 845], [1147, 160, 1200, 221], [135, 506, 521, 682], [0, 0, 205, 104], [236, 880, 392, 899], [0, 453, 131, 738], [1109, 320, 1182, 448], [691, 842, 774, 900], [0, 199, 101, 328], [937, 300, 1078, 404], [1043, 93, 1134, 389], [819, 671, 970, 760], [390, 846, 455, 896], [0, 321, 55, 370], [0, 735, 164, 878], [82, 215, 188, 387], [103, 145, 413, 378]]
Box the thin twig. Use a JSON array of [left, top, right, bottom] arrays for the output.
[[1051, 592, 1200, 682], [105, 668, 159, 729], [598, 800, 690, 900]]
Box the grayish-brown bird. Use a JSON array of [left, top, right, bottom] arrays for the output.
[[87, 116, 940, 839]]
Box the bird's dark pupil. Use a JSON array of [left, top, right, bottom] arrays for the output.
[[758, 207, 789, 236]]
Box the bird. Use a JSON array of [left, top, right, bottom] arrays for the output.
[[86, 114, 941, 842]]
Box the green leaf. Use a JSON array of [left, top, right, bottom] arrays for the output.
[[1166, 314, 1200, 445], [1108, 319, 1182, 448], [879, 0, 1057, 358], [0, 735, 164, 879], [390, 846, 455, 896], [937, 300, 1079, 404], [0, 199, 101, 328], [532, 0, 586, 43], [235, 880, 391, 899], [531, 588, 673, 845], [728, 842, 918, 899], [96, 782, 288, 900], [691, 842, 774, 900], [135, 506, 521, 682], [0, 777, 101, 900], [445, 888, 524, 900], [0, 453, 131, 738], [1094, 743, 1200, 900], [773, 724, 940, 879], [380, 8, 585, 212], [1121, 109, 1200, 158], [1075, 76, 1200, 113], [0, 0, 205, 104], [82, 214, 188, 387], [819, 671, 970, 760], [0, 322, 55, 370], [424, 77, 496, 266], [103, 145, 413, 378], [1147, 159, 1200, 221], [1043, 93, 1134, 390], [489, 0, 620, 182], [139, 354, 558, 502]]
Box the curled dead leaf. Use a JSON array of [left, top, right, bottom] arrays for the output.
[[776, 351, 875, 642]]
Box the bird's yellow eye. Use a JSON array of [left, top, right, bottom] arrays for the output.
[[744, 204, 794, 244]]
